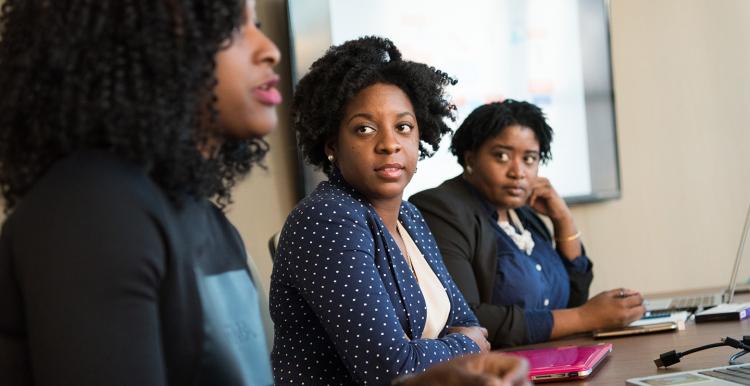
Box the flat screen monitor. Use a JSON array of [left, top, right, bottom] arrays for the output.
[[287, 0, 620, 203]]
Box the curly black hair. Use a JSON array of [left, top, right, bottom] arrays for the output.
[[450, 99, 554, 166], [292, 36, 457, 174], [0, 0, 268, 212]]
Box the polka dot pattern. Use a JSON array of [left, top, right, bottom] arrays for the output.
[[270, 172, 481, 385]]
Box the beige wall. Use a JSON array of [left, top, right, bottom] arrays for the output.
[[228, 0, 299, 295], [573, 0, 750, 294], [237, 0, 750, 296]]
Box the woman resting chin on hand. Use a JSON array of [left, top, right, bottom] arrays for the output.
[[410, 100, 645, 348]]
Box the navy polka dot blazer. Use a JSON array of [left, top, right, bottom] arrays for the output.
[[270, 170, 481, 385]]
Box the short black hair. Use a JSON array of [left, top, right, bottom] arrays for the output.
[[0, 0, 264, 212], [292, 36, 457, 174], [450, 99, 553, 166]]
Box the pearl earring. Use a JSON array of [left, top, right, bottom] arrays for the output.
[[327, 154, 335, 163], [466, 165, 473, 174]]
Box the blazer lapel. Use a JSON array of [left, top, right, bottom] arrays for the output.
[[369, 207, 426, 340], [401, 208, 455, 312], [327, 170, 427, 340]]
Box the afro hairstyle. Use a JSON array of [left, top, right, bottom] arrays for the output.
[[450, 99, 554, 166], [0, 0, 267, 212], [291, 36, 457, 174]]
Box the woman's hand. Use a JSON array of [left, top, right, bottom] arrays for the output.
[[397, 352, 530, 386], [448, 326, 491, 353], [578, 288, 646, 331], [528, 177, 571, 224], [550, 288, 645, 338], [528, 177, 581, 260]]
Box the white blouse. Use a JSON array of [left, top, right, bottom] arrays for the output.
[[397, 222, 451, 339]]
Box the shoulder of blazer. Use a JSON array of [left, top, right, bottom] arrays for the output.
[[410, 175, 486, 217]]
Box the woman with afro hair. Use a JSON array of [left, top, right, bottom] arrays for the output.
[[269, 36, 491, 385], [0, 0, 284, 384]]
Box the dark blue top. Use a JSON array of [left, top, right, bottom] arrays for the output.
[[269, 170, 481, 386], [475, 189, 590, 343]]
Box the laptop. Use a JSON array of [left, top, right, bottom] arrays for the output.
[[627, 364, 750, 385], [645, 204, 750, 313], [504, 343, 612, 382]]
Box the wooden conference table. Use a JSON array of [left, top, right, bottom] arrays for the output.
[[503, 290, 750, 386]]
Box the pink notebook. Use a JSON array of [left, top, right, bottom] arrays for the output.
[[504, 343, 612, 382]]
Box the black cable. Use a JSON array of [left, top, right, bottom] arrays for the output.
[[723, 337, 750, 352], [681, 342, 727, 356], [654, 337, 750, 368], [654, 343, 725, 367]]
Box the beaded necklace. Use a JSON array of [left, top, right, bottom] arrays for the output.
[[497, 209, 535, 255]]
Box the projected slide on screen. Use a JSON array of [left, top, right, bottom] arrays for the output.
[[288, 0, 620, 203]]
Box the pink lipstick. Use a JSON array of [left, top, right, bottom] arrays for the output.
[[254, 77, 282, 106]]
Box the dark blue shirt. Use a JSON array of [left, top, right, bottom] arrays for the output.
[[270, 170, 481, 386], [474, 188, 590, 343]]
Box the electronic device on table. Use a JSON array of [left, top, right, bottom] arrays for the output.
[[504, 343, 612, 382]]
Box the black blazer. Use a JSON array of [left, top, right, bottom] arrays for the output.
[[410, 175, 593, 347]]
